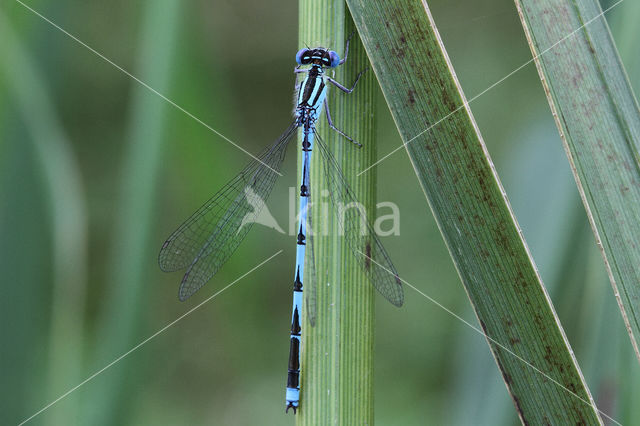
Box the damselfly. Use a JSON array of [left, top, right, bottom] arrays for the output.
[[158, 35, 403, 414]]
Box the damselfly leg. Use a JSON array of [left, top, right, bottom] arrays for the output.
[[324, 101, 361, 147]]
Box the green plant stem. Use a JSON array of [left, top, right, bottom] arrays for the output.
[[298, 1, 376, 423], [607, 3, 640, 422], [346, 0, 603, 423]]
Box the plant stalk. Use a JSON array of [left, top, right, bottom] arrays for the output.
[[298, 1, 377, 423]]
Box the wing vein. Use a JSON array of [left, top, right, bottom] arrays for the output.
[[315, 132, 403, 307], [159, 122, 298, 300]]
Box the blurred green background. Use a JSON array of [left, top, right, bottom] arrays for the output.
[[1, 0, 639, 424]]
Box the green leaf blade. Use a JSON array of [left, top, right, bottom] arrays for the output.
[[346, 0, 604, 423], [514, 0, 640, 360]]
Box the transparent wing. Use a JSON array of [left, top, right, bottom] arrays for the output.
[[315, 133, 404, 307], [159, 122, 297, 300]]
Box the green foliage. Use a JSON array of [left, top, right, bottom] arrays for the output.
[[81, 1, 181, 425], [0, 12, 87, 426], [514, 0, 640, 361], [2, 0, 639, 424], [346, 0, 603, 423]]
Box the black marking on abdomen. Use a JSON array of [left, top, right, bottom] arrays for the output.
[[300, 162, 310, 196], [288, 337, 300, 374], [291, 306, 301, 336], [294, 267, 303, 291], [287, 369, 299, 389]]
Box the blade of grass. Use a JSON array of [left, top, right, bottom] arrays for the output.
[[608, 2, 640, 421], [346, 0, 604, 423], [83, 1, 180, 424], [618, 327, 640, 422], [580, 244, 621, 419], [513, 0, 640, 361], [450, 122, 579, 426], [0, 13, 88, 426], [609, 0, 640, 95], [298, 1, 377, 423]]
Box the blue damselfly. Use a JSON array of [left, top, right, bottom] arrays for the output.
[[159, 35, 403, 414]]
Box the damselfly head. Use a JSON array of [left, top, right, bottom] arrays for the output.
[[296, 48, 340, 68]]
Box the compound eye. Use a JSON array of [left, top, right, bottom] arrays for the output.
[[328, 51, 340, 67], [296, 48, 310, 65]]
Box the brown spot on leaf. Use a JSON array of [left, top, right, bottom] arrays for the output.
[[391, 46, 405, 58], [479, 319, 488, 334], [407, 89, 416, 105], [473, 214, 486, 227], [495, 357, 526, 420]]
